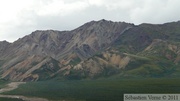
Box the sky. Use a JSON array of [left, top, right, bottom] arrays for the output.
[[0, 0, 180, 42]]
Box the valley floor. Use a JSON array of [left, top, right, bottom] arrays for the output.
[[0, 82, 48, 101], [1, 77, 180, 101]]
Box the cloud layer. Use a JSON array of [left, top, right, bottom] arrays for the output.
[[0, 0, 180, 42]]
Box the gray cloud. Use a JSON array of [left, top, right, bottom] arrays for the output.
[[0, 0, 180, 42]]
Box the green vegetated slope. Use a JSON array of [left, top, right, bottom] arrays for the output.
[[0, 79, 9, 88], [0, 79, 20, 101], [0, 98, 23, 101], [110, 22, 180, 77], [3, 78, 180, 101]]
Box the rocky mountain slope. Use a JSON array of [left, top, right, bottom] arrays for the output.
[[0, 19, 180, 81]]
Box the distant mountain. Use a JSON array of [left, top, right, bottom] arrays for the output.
[[0, 19, 180, 81]]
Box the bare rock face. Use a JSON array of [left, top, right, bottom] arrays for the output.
[[0, 41, 10, 57], [0, 20, 133, 81]]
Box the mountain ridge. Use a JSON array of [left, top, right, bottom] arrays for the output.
[[0, 19, 180, 81]]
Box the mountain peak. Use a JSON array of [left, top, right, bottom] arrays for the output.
[[0, 40, 10, 43]]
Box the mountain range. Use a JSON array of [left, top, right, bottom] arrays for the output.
[[0, 19, 180, 81]]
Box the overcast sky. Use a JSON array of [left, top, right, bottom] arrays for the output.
[[0, 0, 180, 42]]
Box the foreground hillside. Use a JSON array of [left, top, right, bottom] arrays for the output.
[[0, 20, 180, 81]]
